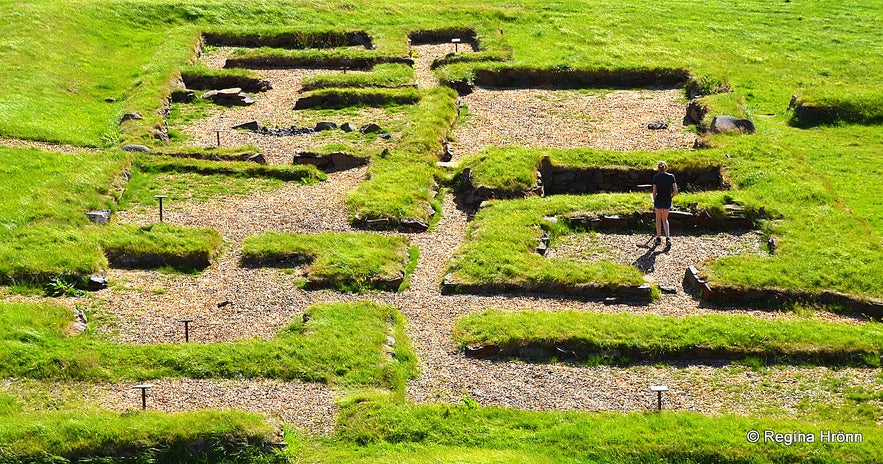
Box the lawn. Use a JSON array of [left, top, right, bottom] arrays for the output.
[[0, 0, 881, 462]]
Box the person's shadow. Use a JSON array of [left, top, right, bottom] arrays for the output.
[[633, 237, 670, 273]]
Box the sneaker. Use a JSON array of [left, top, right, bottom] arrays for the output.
[[666, 238, 672, 247], [654, 237, 662, 246]]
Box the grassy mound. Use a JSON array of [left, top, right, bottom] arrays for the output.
[[455, 309, 883, 366], [293, 397, 883, 463], [0, 301, 416, 388], [301, 63, 416, 91], [242, 231, 415, 292], [0, 399, 281, 464], [99, 223, 223, 271], [347, 87, 458, 229]]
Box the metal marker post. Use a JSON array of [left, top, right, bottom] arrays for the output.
[[451, 38, 461, 53], [153, 195, 167, 223], [132, 384, 154, 410], [179, 319, 193, 342], [650, 385, 669, 411], [212, 129, 224, 147]]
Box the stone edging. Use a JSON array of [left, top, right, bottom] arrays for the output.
[[440, 274, 653, 302], [683, 266, 883, 319]]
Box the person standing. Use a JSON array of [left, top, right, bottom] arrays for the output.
[[652, 161, 678, 247]]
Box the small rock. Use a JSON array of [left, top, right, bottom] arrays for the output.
[[69, 321, 87, 335], [400, 219, 429, 232], [659, 285, 678, 294], [647, 121, 668, 130], [87, 275, 107, 291], [85, 210, 112, 225], [217, 301, 234, 308], [340, 122, 354, 132], [767, 236, 778, 254], [379, 133, 393, 140], [441, 143, 454, 162], [121, 144, 151, 153], [385, 336, 396, 347], [170, 89, 196, 103]]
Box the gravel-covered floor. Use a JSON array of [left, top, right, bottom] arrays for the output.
[[6, 44, 879, 434], [452, 87, 696, 158]]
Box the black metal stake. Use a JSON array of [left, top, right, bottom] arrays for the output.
[[179, 319, 192, 342], [132, 384, 153, 410], [212, 129, 223, 147], [650, 385, 668, 411], [153, 195, 167, 223]]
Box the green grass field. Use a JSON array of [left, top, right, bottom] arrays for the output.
[[0, 0, 881, 461]]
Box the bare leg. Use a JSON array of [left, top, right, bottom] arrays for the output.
[[654, 209, 663, 238], [659, 209, 671, 239]]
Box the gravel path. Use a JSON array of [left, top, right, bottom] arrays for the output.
[[96, 378, 338, 435], [411, 43, 473, 88], [452, 88, 695, 159], [180, 47, 396, 164]]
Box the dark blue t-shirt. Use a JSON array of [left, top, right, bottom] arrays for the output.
[[652, 172, 676, 208]]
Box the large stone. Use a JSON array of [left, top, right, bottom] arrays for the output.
[[710, 115, 756, 134], [340, 122, 355, 132], [87, 274, 108, 291], [449, 79, 474, 96], [684, 100, 708, 125], [120, 112, 142, 123], [245, 153, 267, 165], [314, 121, 338, 132], [518, 346, 550, 361], [465, 344, 501, 357], [400, 219, 429, 232], [216, 87, 243, 96], [170, 89, 196, 103], [441, 143, 454, 162], [683, 266, 704, 292], [328, 152, 365, 171], [359, 123, 383, 134], [233, 120, 264, 131]]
